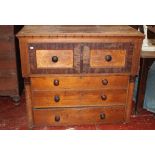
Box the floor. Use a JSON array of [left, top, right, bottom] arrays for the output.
[[0, 92, 155, 130]]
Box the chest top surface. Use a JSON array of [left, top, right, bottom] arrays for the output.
[[17, 25, 143, 37]]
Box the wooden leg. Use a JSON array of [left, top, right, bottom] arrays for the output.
[[135, 58, 155, 113], [126, 78, 135, 122], [25, 78, 33, 129]]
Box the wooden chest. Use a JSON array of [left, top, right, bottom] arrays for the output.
[[17, 26, 143, 128], [0, 25, 23, 102]]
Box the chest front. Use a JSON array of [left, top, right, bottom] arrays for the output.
[[17, 26, 143, 128]]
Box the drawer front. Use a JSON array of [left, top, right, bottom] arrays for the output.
[[36, 50, 73, 68], [28, 42, 134, 74], [28, 43, 80, 74], [33, 106, 125, 126], [82, 42, 134, 73], [90, 49, 126, 68], [32, 89, 127, 108], [31, 76, 129, 90]]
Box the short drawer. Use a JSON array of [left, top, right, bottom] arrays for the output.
[[33, 106, 125, 126], [31, 76, 129, 90], [82, 42, 134, 73], [31, 89, 127, 108], [36, 50, 73, 69], [90, 49, 126, 68], [28, 43, 80, 74]]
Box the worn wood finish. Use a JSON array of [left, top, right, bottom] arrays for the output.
[[29, 43, 80, 74], [17, 26, 144, 37], [31, 89, 127, 108], [25, 80, 33, 128], [36, 50, 73, 68], [28, 42, 134, 74], [31, 76, 129, 90], [0, 25, 24, 101], [82, 42, 134, 73], [17, 26, 143, 127], [126, 81, 135, 122], [18, 37, 143, 77], [33, 106, 125, 126], [90, 49, 126, 68]]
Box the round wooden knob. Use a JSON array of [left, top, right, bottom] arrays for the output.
[[102, 79, 108, 85], [100, 113, 106, 120], [105, 55, 112, 62], [53, 79, 59, 86], [54, 96, 60, 102], [101, 95, 107, 101], [52, 56, 58, 63], [55, 115, 60, 122]]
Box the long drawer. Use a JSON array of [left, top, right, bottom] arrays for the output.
[[31, 76, 129, 90], [33, 106, 125, 126], [31, 89, 127, 108]]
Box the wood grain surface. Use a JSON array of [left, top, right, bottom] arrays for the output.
[[17, 26, 143, 127], [31, 76, 129, 90], [31, 89, 127, 108], [33, 106, 125, 126], [90, 49, 126, 68], [36, 50, 73, 68], [17, 25, 144, 37]]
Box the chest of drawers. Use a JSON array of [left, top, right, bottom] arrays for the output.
[[17, 26, 143, 128]]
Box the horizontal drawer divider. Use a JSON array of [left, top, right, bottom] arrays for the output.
[[31, 88, 128, 92], [33, 105, 125, 110]]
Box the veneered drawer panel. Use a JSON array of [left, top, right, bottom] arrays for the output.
[[28, 43, 80, 74], [32, 89, 127, 108], [33, 106, 125, 126], [36, 50, 73, 68], [31, 76, 129, 90], [90, 49, 126, 68], [82, 42, 134, 73]]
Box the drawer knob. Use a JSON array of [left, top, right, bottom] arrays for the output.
[[100, 113, 106, 120], [101, 95, 107, 101], [105, 55, 112, 62], [52, 56, 58, 63], [54, 96, 60, 102], [53, 79, 59, 86], [102, 79, 108, 85], [55, 115, 60, 122]]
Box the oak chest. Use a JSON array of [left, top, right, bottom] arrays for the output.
[[17, 26, 143, 128]]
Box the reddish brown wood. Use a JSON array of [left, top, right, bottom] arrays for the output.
[[0, 25, 24, 101], [17, 26, 143, 127], [126, 81, 135, 122], [31, 76, 129, 90], [28, 43, 81, 74], [33, 106, 125, 126], [31, 89, 127, 108], [24, 79, 33, 128], [16, 25, 144, 37]]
